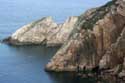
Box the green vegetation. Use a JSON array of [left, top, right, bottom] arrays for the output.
[[80, 0, 115, 30], [69, 0, 116, 39]]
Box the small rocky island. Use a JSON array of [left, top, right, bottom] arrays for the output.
[[3, 0, 125, 79]]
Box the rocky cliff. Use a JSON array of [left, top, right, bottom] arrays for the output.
[[3, 16, 78, 46], [3, 0, 125, 79], [45, 0, 125, 78]]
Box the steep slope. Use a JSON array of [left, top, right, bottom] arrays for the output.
[[3, 16, 78, 46], [3, 0, 125, 78], [45, 0, 125, 77]]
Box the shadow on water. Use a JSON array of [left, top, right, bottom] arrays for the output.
[[0, 44, 124, 83], [46, 72, 94, 83], [0, 44, 99, 83], [5, 44, 61, 66], [0, 0, 115, 82], [0, 44, 61, 83], [47, 71, 125, 83]]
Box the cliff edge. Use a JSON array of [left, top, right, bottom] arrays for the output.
[[3, 16, 78, 46], [3, 0, 125, 78], [45, 0, 125, 78]]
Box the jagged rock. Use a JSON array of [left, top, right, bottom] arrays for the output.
[[4, 17, 57, 45], [46, 30, 98, 71], [3, 0, 125, 77], [3, 16, 78, 46], [116, 0, 125, 16], [46, 16, 78, 46], [46, 0, 125, 73], [99, 27, 125, 69], [93, 13, 125, 57]]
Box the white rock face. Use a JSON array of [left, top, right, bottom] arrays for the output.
[[9, 16, 78, 45], [47, 16, 78, 46], [11, 16, 57, 44]]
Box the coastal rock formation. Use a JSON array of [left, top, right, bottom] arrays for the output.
[[3, 0, 125, 78], [3, 16, 78, 46], [10, 17, 57, 45], [46, 30, 98, 71], [99, 0, 125, 70], [46, 16, 78, 46], [99, 27, 125, 69], [46, 0, 125, 77]]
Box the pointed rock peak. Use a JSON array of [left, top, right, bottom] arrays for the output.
[[39, 16, 55, 23], [65, 16, 78, 23]]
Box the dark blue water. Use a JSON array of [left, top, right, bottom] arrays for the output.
[[0, 0, 110, 83]]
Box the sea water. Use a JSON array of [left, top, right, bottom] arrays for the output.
[[0, 0, 110, 83]]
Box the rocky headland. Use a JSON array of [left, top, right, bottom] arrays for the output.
[[45, 0, 125, 78], [3, 16, 78, 46], [3, 0, 125, 79]]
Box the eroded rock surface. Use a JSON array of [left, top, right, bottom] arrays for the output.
[[46, 0, 125, 77], [3, 0, 125, 78], [46, 16, 78, 46], [4, 16, 78, 46]]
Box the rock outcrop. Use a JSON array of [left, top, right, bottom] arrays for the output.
[[3, 0, 125, 78], [3, 16, 78, 46], [45, 0, 125, 78], [99, 0, 125, 71], [46, 16, 78, 46]]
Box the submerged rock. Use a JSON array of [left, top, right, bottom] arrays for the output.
[[3, 16, 78, 46]]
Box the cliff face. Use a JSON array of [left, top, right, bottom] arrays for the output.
[[3, 0, 125, 78], [46, 17, 78, 46], [3, 16, 78, 46], [10, 17, 57, 45], [45, 0, 125, 76], [99, 0, 125, 74]]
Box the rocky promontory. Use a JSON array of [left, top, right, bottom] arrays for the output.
[[45, 0, 125, 78], [3, 16, 78, 46], [3, 0, 125, 79]]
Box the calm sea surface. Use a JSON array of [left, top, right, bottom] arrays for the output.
[[0, 0, 110, 83]]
